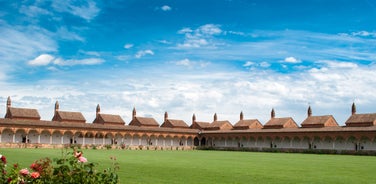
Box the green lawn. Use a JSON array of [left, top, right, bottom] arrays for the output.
[[1, 148, 376, 184]]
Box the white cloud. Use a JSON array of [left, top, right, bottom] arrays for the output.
[[56, 27, 85, 42], [284, 56, 301, 63], [243, 61, 254, 67], [175, 59, 191, 66], [51, 0, 100, 21], [135, 50, 154, 58], [178, 28, 193, 34], [19, 5, 51, 17], [177, 24, 222, 49], [351, 31, 376, 37], [161, 5, 172, 11], [53, 58, 104, 66], [28, 54, 55, 66], [0, 24, 56, 63], [124, 44, 134, 49], [198, 24, 222, 35], [260, 61, 270, 68]]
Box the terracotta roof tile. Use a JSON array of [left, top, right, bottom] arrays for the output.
[[264, 117, 298, 129], [94, 114, 125, 125], [346, 113, 376, 125], [5, 107, 41, 120], [53, 111, 86, 122], [129, 117, 159, 127], [165, 119, 189, 128], [233, 119, 262, 129]]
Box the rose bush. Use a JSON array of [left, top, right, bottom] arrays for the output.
[[0, 149, 119, 184]]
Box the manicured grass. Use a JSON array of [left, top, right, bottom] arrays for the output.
[[1, 148, 376, 183]]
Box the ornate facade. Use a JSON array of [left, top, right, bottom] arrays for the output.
[[1, 96, 376, 152]]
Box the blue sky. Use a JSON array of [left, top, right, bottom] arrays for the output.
[[1, 0, 376, 125]]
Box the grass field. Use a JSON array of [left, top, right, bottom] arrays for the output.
[[1, 148, 376, 184]]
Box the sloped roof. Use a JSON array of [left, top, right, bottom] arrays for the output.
[[194, 121, 211, 128], [54, 111, 86, 122], [6, 107, 41, 120], [346, 113, 376, 124], [234, 119, 260, 127], [98, 114, 125, 124], [210, 120, 232, 128], [166, 119, 189, 128], [134, 117, 159, 126], [301, 115, 333, 125], [265, 117, 292, 126]]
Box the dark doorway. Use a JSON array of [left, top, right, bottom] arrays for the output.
[[200, 137, 206, 146], [194, 137, 199, 146]]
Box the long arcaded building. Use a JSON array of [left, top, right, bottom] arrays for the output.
[[0, 96, 376, 152]]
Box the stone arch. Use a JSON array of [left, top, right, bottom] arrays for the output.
[[63, 131, 74, 145], [15, 129, 27, 143], [334, 136, 347, 150], [104, 132, 114, 145], [1, 128, 14, 143], [281, 136, 291, 148], [51, 130, 63, 144], [200, 136, 207, 146], [124, 133, 132, 146], [291, 136, 301, 148], [114, 132, 123, 145], [193, 137, 199, 146], [360, 136, 371, 150], [28, 129, 40, 144]]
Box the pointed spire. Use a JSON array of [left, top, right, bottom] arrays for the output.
[[192, 113, 196, 124], [132, 107, 136, 120], [240, 111, 244, 120], [307, 106, 312, 117], [54, 101, 59, 115], [6, 96, 11, 109], [352, 102, 356, 115], [271, 108, 275, 118], [213, 113, 217, 122], [164, 111, 168, 122], [96, 104, 100, 117]]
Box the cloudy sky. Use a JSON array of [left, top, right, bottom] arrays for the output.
[[1, 0, 376, 125]]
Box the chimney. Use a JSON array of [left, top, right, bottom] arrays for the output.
[[307, 106, 312, 117], [164, 111, 168, 122], [240, 111, 244, 120], [132, 107, 136, 120], [271, 108, 275, 119], [6, 96, 11, 109], [352, 102, 356, 115], [96, 104, 100, 118]]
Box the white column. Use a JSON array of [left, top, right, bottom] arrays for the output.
[[130, 136, 133, 145], [93, 137, 96, 145], [61, 136, 64, 144], [103, 137, 105, 145], [12, 133, 15, 143], [83, 137, 85, 145], [139, 138, 141, 145], [38, 134, 40, 144], [49, 135, 52, 144], [156, 138, 158, 146], [185, 139, 188, 146], [0, 133, 2, 143], [224, 139, 227, 147]]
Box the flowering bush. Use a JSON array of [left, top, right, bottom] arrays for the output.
[[0, 149, 119, 184]]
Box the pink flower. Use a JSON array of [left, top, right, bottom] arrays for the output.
[[30, 172, 40, 179], [78, 156, 87, 163], [74, 151, 82, 158], [20, 168, 29, 176]]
